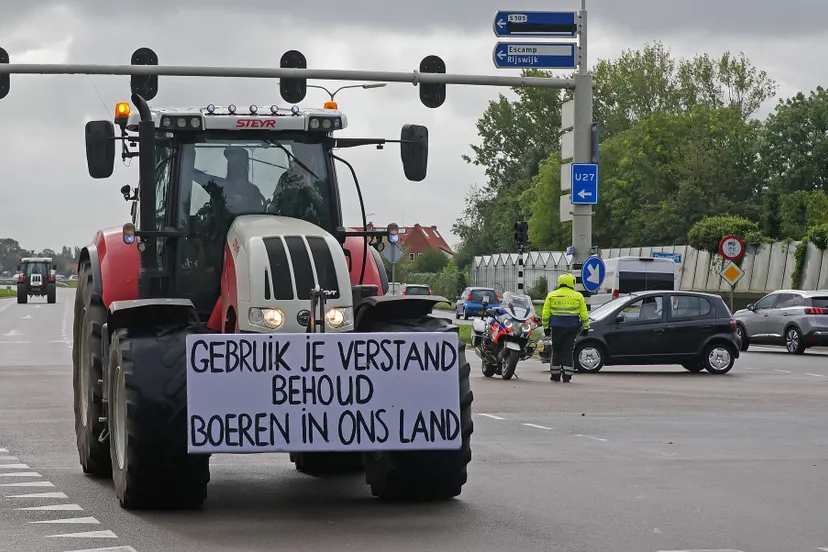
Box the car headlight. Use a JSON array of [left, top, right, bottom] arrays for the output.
[[249, 307, 284, 329], [325, 307, 353, 329]]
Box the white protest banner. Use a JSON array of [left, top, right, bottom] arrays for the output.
[[185, 332, 462, 454]]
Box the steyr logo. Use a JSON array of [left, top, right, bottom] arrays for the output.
[[235, 119, 276, 128]]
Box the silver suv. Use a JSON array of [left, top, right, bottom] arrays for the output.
[[733, 290, 828, 354]]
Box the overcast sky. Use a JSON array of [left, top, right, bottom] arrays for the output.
[[0, 0, 826, 255]]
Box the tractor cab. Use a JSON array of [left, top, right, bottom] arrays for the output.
[[83, 66, 428, 332]]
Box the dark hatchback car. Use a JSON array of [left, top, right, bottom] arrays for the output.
[[568, 290, 741, 374]]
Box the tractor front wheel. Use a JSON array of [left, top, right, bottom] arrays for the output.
[[71, 262, 110, 477], [361, 314, 473, 501], [108, 324, 210, 509]]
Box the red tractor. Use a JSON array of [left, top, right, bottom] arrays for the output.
[[0, 47, 474, 509]]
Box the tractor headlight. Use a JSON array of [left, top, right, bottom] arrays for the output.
[[249, 307, 285, 329], [325, 307, 353, 329]]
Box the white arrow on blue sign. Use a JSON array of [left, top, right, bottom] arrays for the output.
[[581, 256, 605, 294], [492, 42, 577, 70], [570, 163, 598, 205]]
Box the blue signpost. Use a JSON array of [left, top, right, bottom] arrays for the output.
[[581, 256, 605, 294], [570, 163, 598, 205], [492, 42, 576, 69], [492, 11, 578, 38], [652, 251, 682, 263]]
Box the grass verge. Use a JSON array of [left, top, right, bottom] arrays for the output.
[[0, 287, 17, 298]]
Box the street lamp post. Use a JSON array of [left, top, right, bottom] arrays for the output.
[[307, 82, 387, 102]]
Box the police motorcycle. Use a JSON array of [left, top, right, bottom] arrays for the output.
[[470, 291, 539, 380]]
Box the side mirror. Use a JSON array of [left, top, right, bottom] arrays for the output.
[[400, 124, 428, 182], [85, 120, 116, 179], [615, 312, 625, 323], [746, 303, 755, 311]]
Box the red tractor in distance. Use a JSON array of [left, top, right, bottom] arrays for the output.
[[1, 47, 473, 510]]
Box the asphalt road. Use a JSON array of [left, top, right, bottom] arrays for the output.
[[1, 289, 827, 552]]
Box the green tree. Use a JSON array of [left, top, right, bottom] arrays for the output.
[[687, 215, 767, 254], [412, 247, 449, 273]]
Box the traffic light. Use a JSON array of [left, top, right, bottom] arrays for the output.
[[418, 55, 446, 109], [514, 221, 528, 246], [0, 47, 9, 100], [280, 50, 307, 104], [387, 223, 400, 243], [130, 47, 159, 101]]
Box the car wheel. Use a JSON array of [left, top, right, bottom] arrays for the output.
[[784, 326, 805, 354], [702, 343, 735, 374], [735, 323, 749, 352], [463, 308, 469, 320], [455, 310, 460, 320], [575, 342, 604, 373]]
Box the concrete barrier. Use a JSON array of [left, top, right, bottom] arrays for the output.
[[470, 241, 828, 302]]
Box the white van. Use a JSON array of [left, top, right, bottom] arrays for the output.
[[590, 256, 678, 307]]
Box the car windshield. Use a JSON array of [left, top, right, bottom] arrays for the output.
[[405, 286, 430, 295], [178, 135, 337, 234], [470, 289, 497, 303], [588, 294, 637, 320], [501, 291, 534, 319]]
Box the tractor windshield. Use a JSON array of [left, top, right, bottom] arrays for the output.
[[178, 135, 337, 234], [23, 262, 48, 276]]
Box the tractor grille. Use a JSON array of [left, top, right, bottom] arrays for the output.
[[261, 236, 340, 301]]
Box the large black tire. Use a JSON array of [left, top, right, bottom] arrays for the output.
[[16, 289, 26, 304], [47, 284, 56, 304], [108, 324, 210, 510], [290, 452, 364, 476], [72, 262, 111, 477], [361, 314, 473, 501], [736, 323, 749, 352]]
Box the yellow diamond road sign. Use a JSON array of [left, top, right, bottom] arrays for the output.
[[720, 261, 745, 286]]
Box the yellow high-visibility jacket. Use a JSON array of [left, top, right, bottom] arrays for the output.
[[542, 286, 589, 330]]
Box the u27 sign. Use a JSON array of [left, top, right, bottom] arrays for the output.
[[185, 332, 462, 454]]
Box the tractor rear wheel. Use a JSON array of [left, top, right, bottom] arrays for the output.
[[47, 284, 56, 304], [108, 324, 210, 509], [72, 262, 110, 477], [290, 452, 364, 476], [361, 314, 473, 501]]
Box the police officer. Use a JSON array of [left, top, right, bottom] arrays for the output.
[[541, 273, 590, 383]]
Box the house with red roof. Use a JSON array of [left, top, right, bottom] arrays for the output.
[[361, 223, 455, 261]]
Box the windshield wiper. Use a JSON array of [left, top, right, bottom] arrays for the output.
[[265, 140, 320, 180]]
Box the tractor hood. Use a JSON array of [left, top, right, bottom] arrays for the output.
[[226, 215, 354, 333]]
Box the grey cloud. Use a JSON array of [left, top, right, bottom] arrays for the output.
[[5, 0, 827, 39]]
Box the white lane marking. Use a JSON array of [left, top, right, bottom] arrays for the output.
[[523, 423, 553, 430], [2, 329, 21, 336], [575, 434, 608, 442], [0, 456, 19, 461], [0, 448, 7, 453], [21, 314, 32, 319], [17, 504, 84, 511], [0, 463, 30, 469], [7, 491, 68, 498], [31, 516, 101, 525], [477, 413, 505, 420], [658, 550, 744, 552], [816, 548, 828, 551], [62, 548, 138, 552], [0, 471, 41, 477], [0, 340, 71, 344], [0, 481, 55, 487], [774, 369, 792, 374], [806, 373, 826, 378], [46, 530, 118, 539], [0, 301, 14, 313]]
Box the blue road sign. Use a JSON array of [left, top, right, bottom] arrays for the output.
[[493, 42, 576, 70], [566, 246, 574, 256], [581, 256, 605, 294], [570, 163, 598, 205], [493, 11, 578, 37], [652, 251, 683, 263]]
